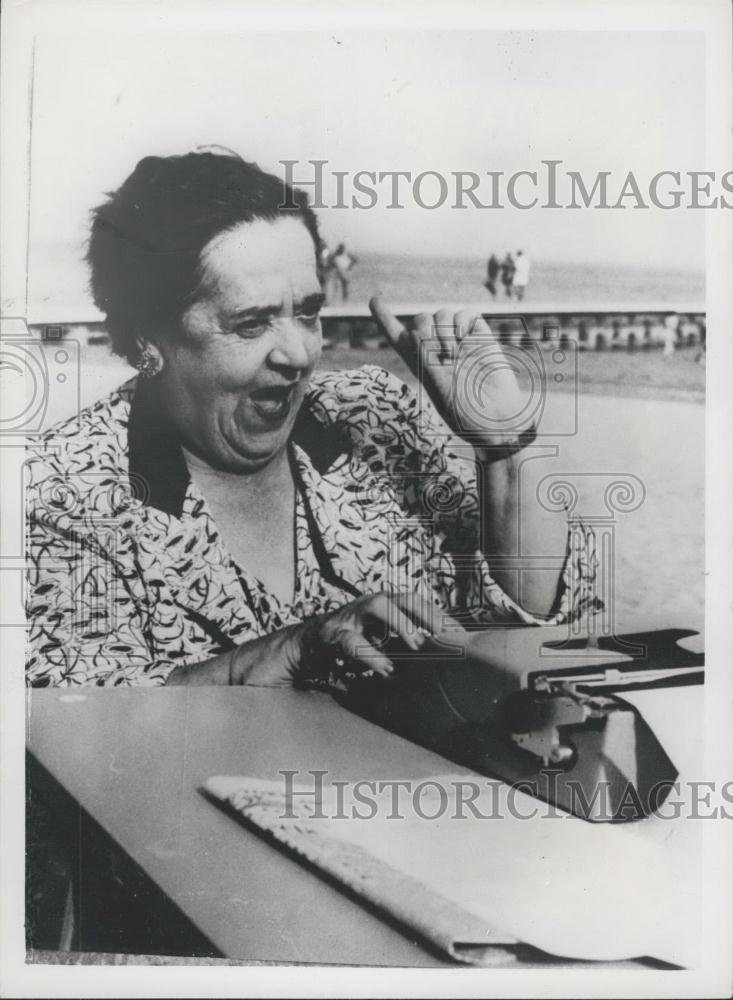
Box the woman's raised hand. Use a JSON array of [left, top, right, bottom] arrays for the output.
[[369, 296, 527, 446]]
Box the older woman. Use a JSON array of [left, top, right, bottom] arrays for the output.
[[26, 151, 597, 688]]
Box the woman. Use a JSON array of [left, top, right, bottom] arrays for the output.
[[26, 151, 597, 688]]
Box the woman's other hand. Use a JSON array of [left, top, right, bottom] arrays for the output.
[[369, 296, 527, 446], [227, 591, 465, 688]]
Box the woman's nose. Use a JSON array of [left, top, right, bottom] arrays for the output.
[[267, 320, 313, 371]]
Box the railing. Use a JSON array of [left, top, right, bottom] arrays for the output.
[[319, 303, 706, 351], [27, 302, 706, 351]]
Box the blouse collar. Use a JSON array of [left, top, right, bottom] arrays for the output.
[[127, 375, 351, 518]]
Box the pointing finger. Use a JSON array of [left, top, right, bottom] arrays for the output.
[[433, 308, 456, 361], [369, 296, 412, 363]]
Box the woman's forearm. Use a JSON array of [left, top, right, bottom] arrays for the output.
[[476, 449, 568, 617], [165, 623, 302, 686]]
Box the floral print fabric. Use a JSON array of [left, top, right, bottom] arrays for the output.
[[25, 365, 598, 686]]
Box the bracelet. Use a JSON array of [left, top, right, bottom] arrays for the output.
[[479, 422, 538, 463]]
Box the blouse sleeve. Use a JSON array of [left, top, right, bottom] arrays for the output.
[[354, 365, 601, 627], [26, 510, 175, 687]]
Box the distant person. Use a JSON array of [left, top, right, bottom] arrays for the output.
[[694, 323, 706, 364], [662, 317, 677, 357], [513, 250, 530, 301], [318, 242, 331, 276], [330, 242, 357, 302], [500, 253, 515, 298], [319, 243, 337, 306], [484, 253, 500, 296]]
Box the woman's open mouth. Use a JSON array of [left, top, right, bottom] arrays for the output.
[[250, 383, 297, 423]]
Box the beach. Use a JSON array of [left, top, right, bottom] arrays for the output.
[[338, 252, 705, 308], [27, 245, 704, 315], [23, 244, 705, 630]]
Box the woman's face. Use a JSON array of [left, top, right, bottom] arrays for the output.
[[158, 216, 323, 472]]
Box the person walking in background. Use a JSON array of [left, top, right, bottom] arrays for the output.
[[318, 242, 332, 279], [694, 322, 706, 364], [513, 250, 530, 301], [500, 252, 515, 298], [484, 253, 500, 296], [662, 316, 678, 357], [330, 242, 357, 302]]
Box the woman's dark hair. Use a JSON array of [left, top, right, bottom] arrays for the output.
[[87, 150, 324, 364]]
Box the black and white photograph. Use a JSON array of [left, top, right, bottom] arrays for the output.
[[1, 1, 731, 997]]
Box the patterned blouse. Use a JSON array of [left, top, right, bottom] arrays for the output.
[[25, 365, 598, 687]]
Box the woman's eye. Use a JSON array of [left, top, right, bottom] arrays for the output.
[[232, 321, 266, 337], [229, 310, 320, 335]]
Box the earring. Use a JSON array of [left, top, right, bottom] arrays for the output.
[[135, 344, 162, 379]]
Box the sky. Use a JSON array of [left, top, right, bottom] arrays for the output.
[[26, 28, 706, 308]]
